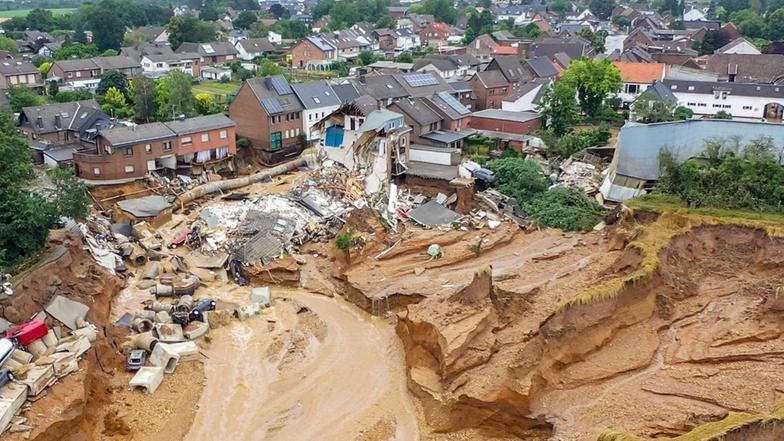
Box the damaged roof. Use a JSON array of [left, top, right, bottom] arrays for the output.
[[391, 98, 442, 126]]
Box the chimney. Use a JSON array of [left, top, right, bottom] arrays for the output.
[[96, 123, 102, 132], [36, 115, 43, 129], [54, 114, 61, 129]]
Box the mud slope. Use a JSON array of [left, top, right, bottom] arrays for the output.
[[390, 222, 784, 440]]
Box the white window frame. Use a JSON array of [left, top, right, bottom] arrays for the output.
[[124, 165, 135, 174], [201, 133, 209, 142], [219, 130, 227, 139]]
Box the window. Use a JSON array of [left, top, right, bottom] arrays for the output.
[[201, 133, 209, 142], [76, 72, 81, 78], [743, 105, 753, 110], [687, 102, 696, 106], [309, 114, 313, 121], [687, 86, 695, 91], [220, 130, 227, 139], [145, 144, 152, 153], [271, 131, 282, 149], [286, 114, 290, 121], [313, 97, 321, 104], [624, 84, 640, 94], [182, 136, 192, 145], [123, 147, 133, 156], [698, 103, 707, 107], [124, 165, 135, 174], [163, 141, 172, 151], [67, 72, 73, 78], [93, 167, 101, 176]]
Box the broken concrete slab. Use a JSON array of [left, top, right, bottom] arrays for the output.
[[0, 383, 28, 434], [55, 335, 91, 358], [184, 321, 209, 340], [250, 287, 271, 306], [185, 251, 228, 269], [10, 350, 32, 365], [16, 365, 55, 397], [153, 324, 185, 343], [129, 366, 164, 394], [71, 324, 97, 343], [149, 343, 179, 374], [117, 196, 171, 218], [50, 352, 78, 378], [408, 200, 461, 228], [166, 341, 200, 362], [45, 295, 90, 331], [235, 303, 261, 321]]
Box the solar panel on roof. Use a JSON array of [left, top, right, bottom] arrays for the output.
[[261, 98, 283, 115], [270, 76, 292, 95], [437, 91, 470, 115], [404, 73, 438, 87]]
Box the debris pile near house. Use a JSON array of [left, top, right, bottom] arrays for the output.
[[556, 157, 602, 195], [0, 296, 97, 435]]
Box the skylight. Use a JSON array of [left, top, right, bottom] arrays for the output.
[[313, 97, 321, 104]]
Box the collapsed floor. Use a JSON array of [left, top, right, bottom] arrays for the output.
[[5, 165, 784, 441]]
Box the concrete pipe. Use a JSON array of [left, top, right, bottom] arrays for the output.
[[42, 329, 58, 348], [131, 332, 159, 352], [129, 244, 148, 266], [175, 154, 316, 208], [145, 262, 160, 280], [154, 283, 174, 297], [151, 301, 172, 313], [27, 339, 47, 358], [132, 318, 154, 333], [137, 310, 157, 321], [11, 349, 32, 364], [155, 311, 172, 324], [178, 295, 193, 309], [3, 358, 22, 369]]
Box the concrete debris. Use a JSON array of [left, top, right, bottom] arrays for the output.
[[557, 158, 602, 194], [0, 383, 27, 434], [250, 287, 271, 306], [149, 343, 180, 374], [408, 201, 462, 229], [117, 196, 172, 218], [235, 303, 262, 321], [129, 366, 165, 394], [16, 365, 55, 397], [44, 295, 90, 331], [153, 324, 185, 343]]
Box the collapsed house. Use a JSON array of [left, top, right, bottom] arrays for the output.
[[316, 96, 411, 195]]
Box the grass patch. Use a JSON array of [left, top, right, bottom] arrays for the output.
[[192, 80, 242, 98], [598, 401, 784, 441], [0, 8, 75, 17], [627, 194, 784, 225]]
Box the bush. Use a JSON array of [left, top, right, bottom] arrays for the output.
[[524, 187, 606, 231], [549, 125, 611, 158], [470, 154, 488, 165], [487, 158, 549, 203]]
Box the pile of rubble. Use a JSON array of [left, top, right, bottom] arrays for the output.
[[0, 296, 97, 435], [556, 157, 603, 195]]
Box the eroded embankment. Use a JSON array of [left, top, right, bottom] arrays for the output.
[[374, 214, 784, 440]]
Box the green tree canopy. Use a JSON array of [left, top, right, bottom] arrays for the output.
[[234, 11, 259, 30], [156, 70, 195, 120], [167, 15, 217, 49], [132, 77, 158, 123], [563, 59, 622, 118], [589, 0, 616, 19], [8, 86, 44, 112], [420, 0, 458, 23], [96, 70, 129, 97], [537, 80, 580, 136]]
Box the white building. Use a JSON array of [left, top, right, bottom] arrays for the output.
[[714, 37, 761, 55], [659, 79, 784, 121], [502, 80, 550, 112], [612, 61, 670, 108]]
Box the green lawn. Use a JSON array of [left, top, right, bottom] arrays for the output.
[[192, 80, 242, 98], [0, 8, 76, 18], [626, 194, 784, 225]]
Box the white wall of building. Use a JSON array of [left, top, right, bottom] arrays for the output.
[[673, 90, 784, 120]]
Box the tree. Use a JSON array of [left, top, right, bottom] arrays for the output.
[[270, 20, 311, 39], [8, 86, 44, 112], [537, 80, 580, 136], [356, 50, 378, 66], [420, 0, 458, 23], [487, 158, 549, 203], [123, 29, 152, 47], [563, 59, 622, 118], [88, 0, 126, 51], [39, 62, 52, 78], [731, 9, 766, 38], [0, 36, 18, 55], [54, 90, 94, 103], [167, 15, 217, 49], [101, 49, 119, 56], [524, 187, 606, 231], [589, 0, 616, 19], [200, 0, 219, 21], [765, 8, 784, 40], [156, 70, 195, 120], [269, 3, 290, 19], [234, 11, 258, 30], [259, 59, 285, 76], [47, 80, 59, 97], [54, 43, 99, 60], [195, 93, 216, 115], [313, 0, 335, 19], [548, 0, 573, 16], [394, 52, 413, 63], [132, 77, 158, 123], [612, 15, 631, 29], [376, 14, 396, 28], [104, 87, 127, 108], [329, 1, 359, 28], [580, 28, 607, 53], [26, 8, 56, 32], [234, 0, 260, 10], [47, 168, 90, 221], [673, 106, 693, 120], [96, 70, 129, 98], [634, 95, 677, 123]]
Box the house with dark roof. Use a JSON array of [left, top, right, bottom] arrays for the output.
[[530, 36, 595, 60], [49, 56, 141, 90], [0, 59, 43, 90], [485, 56, 532, 86], [332, 82, 361, 104], [175, 41, 238, 64], [412, 54, 479, 79], [702, 53, 784, 84], [73, 114, 236, 183], [126, 42, 201, 78], [291, 80, 342, 142], [467, 34, 500, 62], [352, 74, 409, 107], [612, 61, 670, 107], [229, 76, 306, 163], [714, 37, 760, 55], [136, 26, 169, 43], [290, 35, 337, 69], [235, 38, 276, 60], [502, 79, 550, 112], [469, 70, 510, 110], [388, 91, 472, 149]]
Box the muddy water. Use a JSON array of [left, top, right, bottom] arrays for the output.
[[186, 287, 420, 441]]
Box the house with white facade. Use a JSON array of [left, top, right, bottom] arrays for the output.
[[652, 79, 784, 121], [714, 37, 761, 55], [291, 80, 342, 142], [502, 79, 551, 112], [235, 38, 275, 60], [268, 31, 283, 44], [612, 61, 670, 108]]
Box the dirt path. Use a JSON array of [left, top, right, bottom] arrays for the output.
[[186, 289, 420, 441]]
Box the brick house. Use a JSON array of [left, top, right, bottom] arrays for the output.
[[469, 109, 541, 150], [73, 114, 236, 183], [374, 29, 398, 52], [389, 92, 472, 149], [290, 35, 336, 69], [229, 76, 305, 164], [420, 22, 452, 47], [469, 70, 510, 110], [19, 100, 108, 146], [49, 56, 141, 90], [0, 59, 43, 90]]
